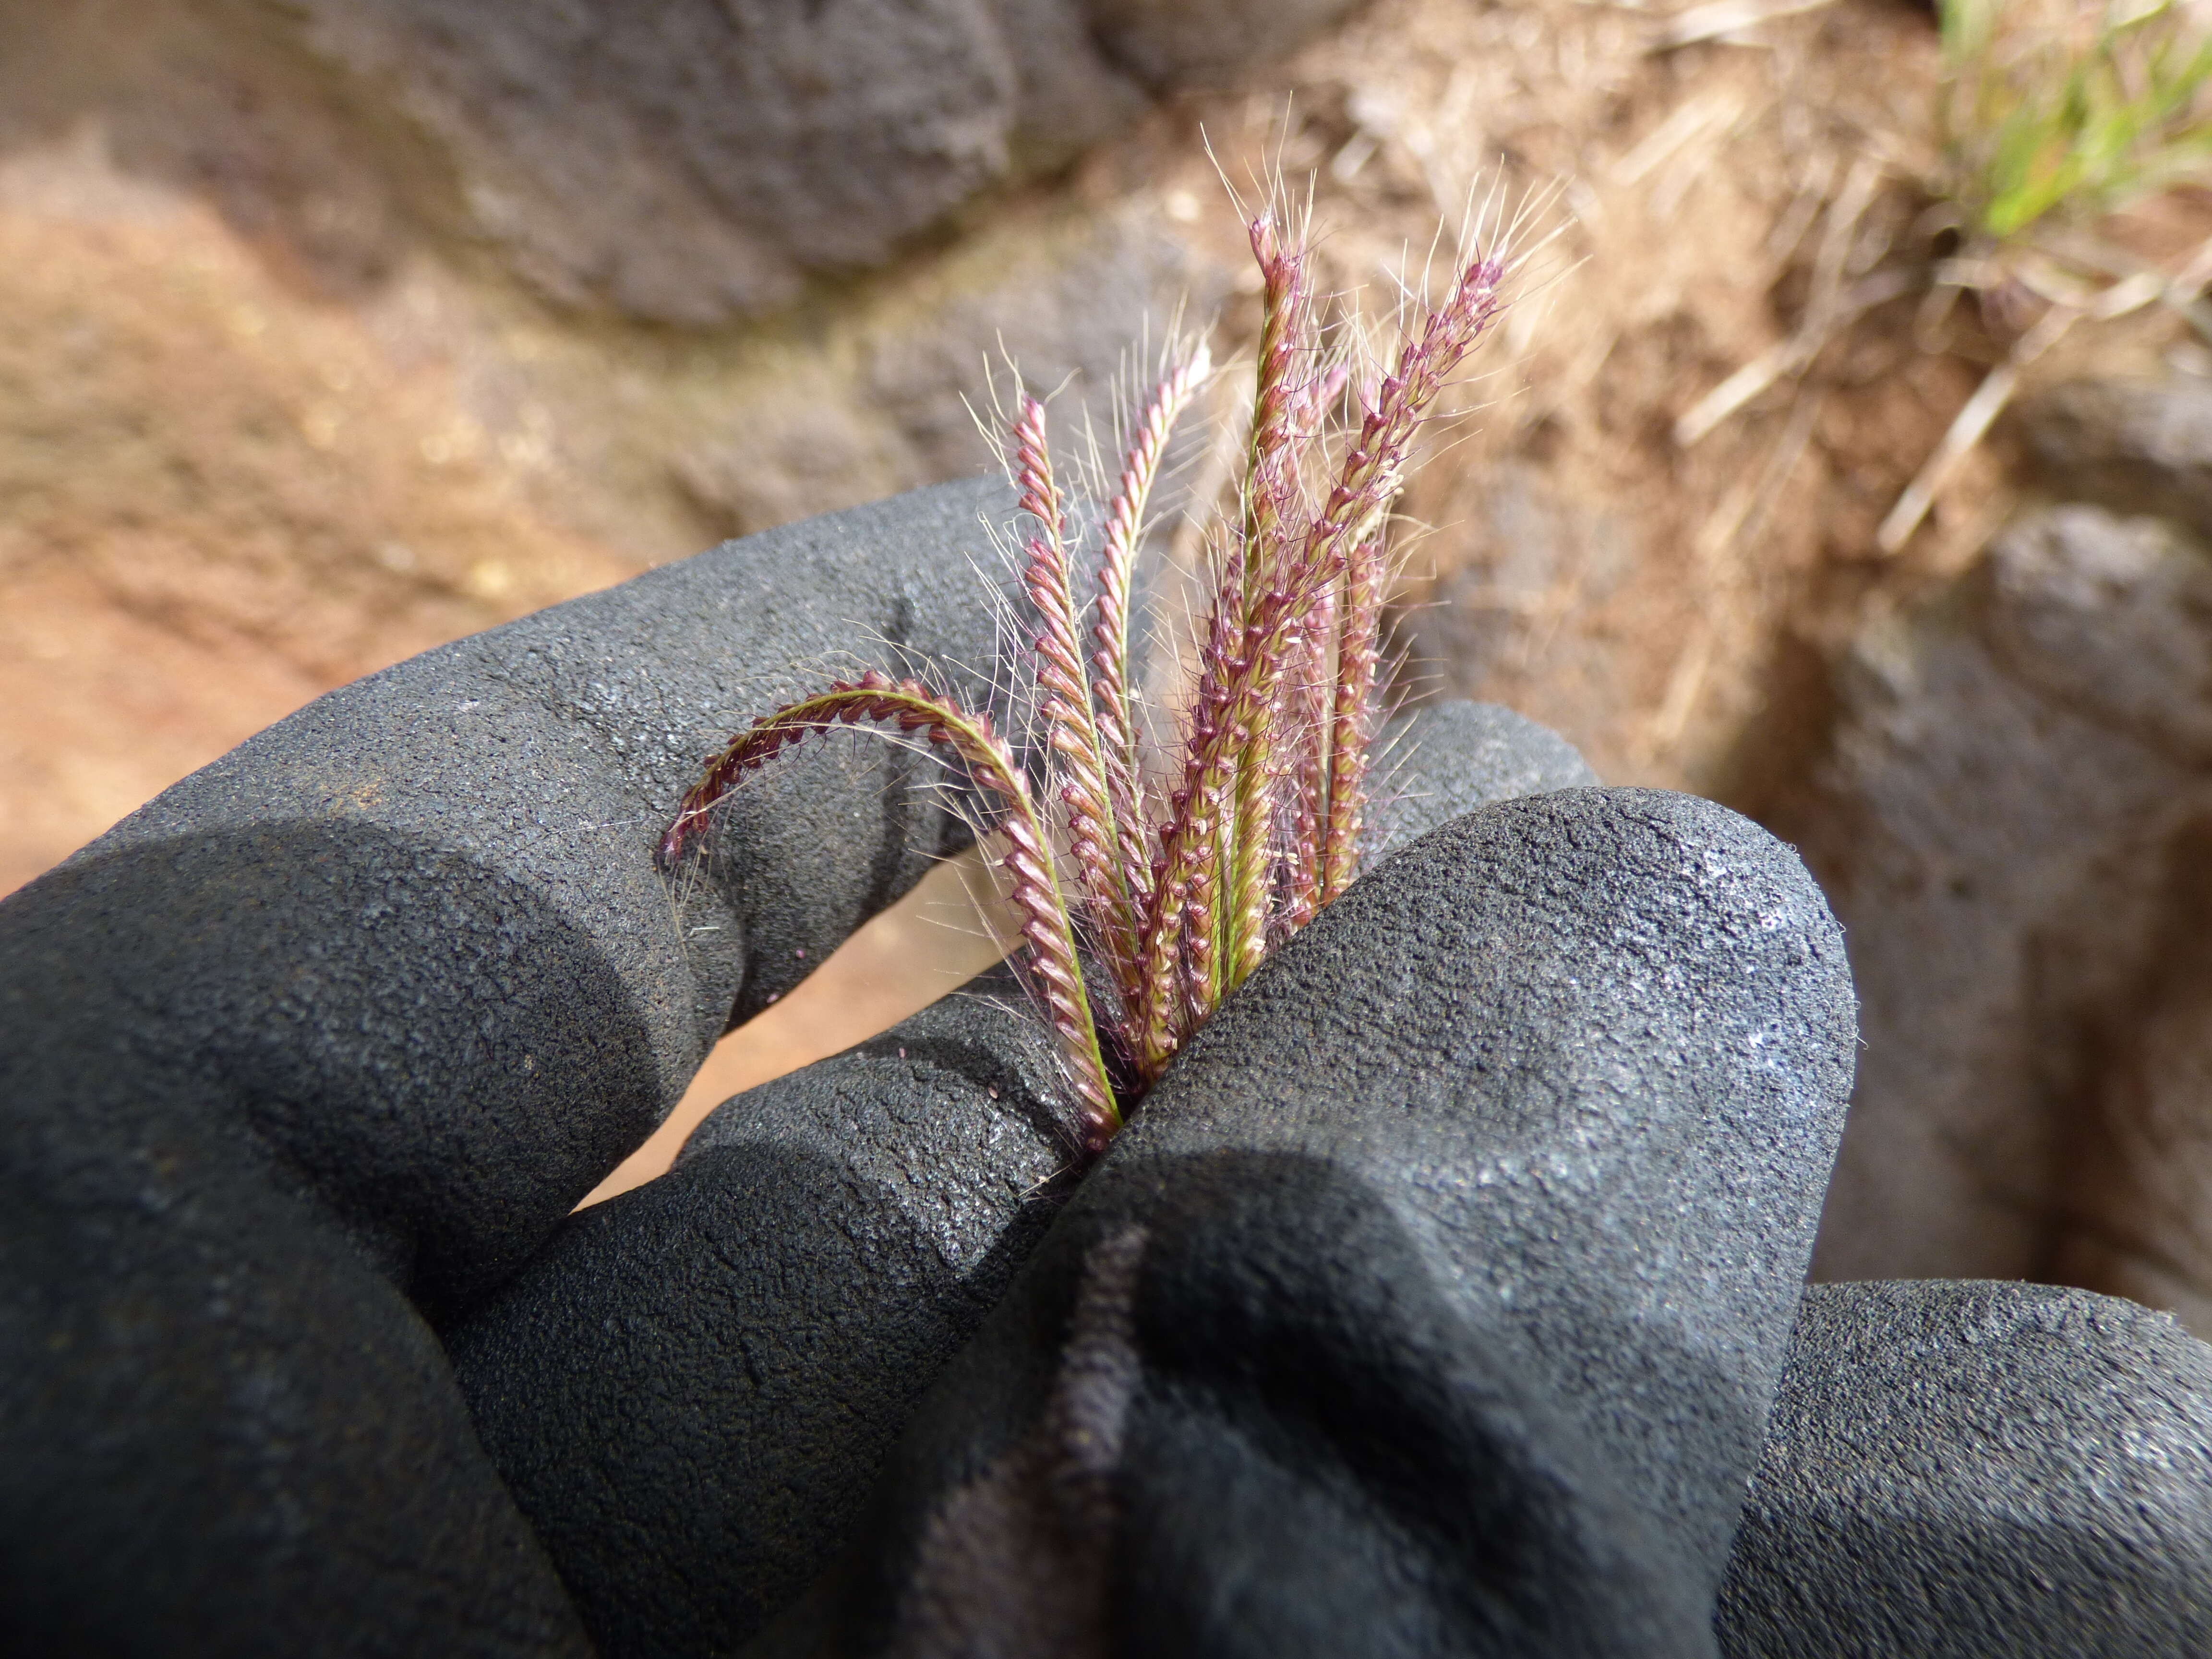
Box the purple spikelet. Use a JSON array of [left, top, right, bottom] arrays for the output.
[[1015, 395, 1143, 1036], [663, 197, 1514, 1159]]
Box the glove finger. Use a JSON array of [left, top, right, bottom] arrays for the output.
[[11, 478, 1011, 1310], [751, 787, 1857, 1658], [0, 483, 1011, 1653], [442, 962, 1070, 1657], [1719, 1280, 2212, 1657]]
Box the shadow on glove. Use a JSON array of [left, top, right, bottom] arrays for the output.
[[443, 968, 1071, 1656], [0, 817, 635, 1653], [753, 786, 1859, 1659]]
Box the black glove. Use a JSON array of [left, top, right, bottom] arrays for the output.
[[3, 475, 1662, 1656], [421, 663, 1866, 1658], [738, 782, 1858, 1659], [0, 481, 1013, 1655], [1719, 1279, 2212, 1657], [29, 476, 2173, 1659]]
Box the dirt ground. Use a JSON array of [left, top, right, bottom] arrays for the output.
[[5, 0, 2209, 1186]]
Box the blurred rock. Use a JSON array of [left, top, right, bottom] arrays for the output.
[[671, 390, 908, 546], [4, 0, 1362, 325], [1785, 493, 2212, 1320], [669, 202, 1221, 539], [293, 0, 1357, 324], [2017, 376, 2212, 543], [301, 0, 1037, 322], [1091, 0, 1366, 87], [1394, 459, 1640, 769]]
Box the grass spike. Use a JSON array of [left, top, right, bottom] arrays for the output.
[[1013, 396, 1145, 1037], [1092, 340, 1211, 931], [660, 673, 1119, 1151], [666, 177, 1517, 1160]]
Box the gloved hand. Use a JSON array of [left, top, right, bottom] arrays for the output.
[[0, 481, 1010, 1655], [735, 778, 1858, 1659], [0, 479, 1864, 1658]]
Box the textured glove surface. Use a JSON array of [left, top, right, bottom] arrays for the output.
[[752, 785, 1859, 1659], [440, 697, 1600, 1657], [1719, 1279, 2212, 1659], [0, 481, 1010, 1656]]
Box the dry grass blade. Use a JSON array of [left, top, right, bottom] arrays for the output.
[[1875, 4, 2212, 552], [1650, 0, 1839, 54], [1676, 157, 1894, 448]]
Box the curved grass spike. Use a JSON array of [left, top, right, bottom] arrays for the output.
[[659, 673, 1121, 1153]]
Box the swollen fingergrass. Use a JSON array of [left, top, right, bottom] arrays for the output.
[[662, 200, 1510, 1156]]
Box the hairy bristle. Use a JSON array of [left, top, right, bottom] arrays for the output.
[[1239, 212, 1316, 606], [1302, 252, 1507, 577], [1092, 341, 1210, 937], [1320, 537, 1382, 903], [1282, 581, 1337, 931]]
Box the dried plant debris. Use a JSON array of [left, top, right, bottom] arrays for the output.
[[1679, 1, 2212, 555], [1874, 0, 2212, 550], [662, 194, 1513, 1155]]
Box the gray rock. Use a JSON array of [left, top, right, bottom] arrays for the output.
[[1393, 459, 1641, 760], [756, 787, 1857, 1656], [1984, 503, 2212, 762], [0, 479, 1021, 1653], [669, 199, 1223, 547], [1090, 0, 1367, 87], [2017, 376, 2212, 542], [855, 209, 1214, 486], [1718, 1280, 2212, 1658], [294, 0, 1362, 324], [1783, 500, 2212, 1311]]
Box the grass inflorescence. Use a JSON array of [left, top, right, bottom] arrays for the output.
[[661, 196, 1511, 1157]]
